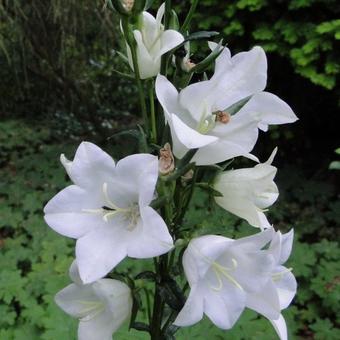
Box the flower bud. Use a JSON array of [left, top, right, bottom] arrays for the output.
[[159, 143, 175, 175]]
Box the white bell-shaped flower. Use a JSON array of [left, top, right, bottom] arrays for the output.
[[214, 148, 279, 229], [246, 229, 297, 340], [156, 43, 297, 165], [126, 3, 184, 79], [174, 229, 275, 329], [44, 142, 173, 283], [55, 261, 132, 340]]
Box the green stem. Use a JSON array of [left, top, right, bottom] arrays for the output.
[[149, 80, 157, 143], [181, 0, 199, 32], [161, 0, 172, 75], [121, 17, 149, 132]]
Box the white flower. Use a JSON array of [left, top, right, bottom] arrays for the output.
[[246, 229, 297, 340], [174, 229, 275, 329], [126, 3, 184, 79], [55, 261, 132, 340], [44, 142, 173, 283], [208, 42, 298, 132], [156, 44, 297, 165], [214, 148, 279, 229]]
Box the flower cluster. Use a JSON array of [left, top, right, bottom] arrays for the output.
[[44, 2, 298, 339]]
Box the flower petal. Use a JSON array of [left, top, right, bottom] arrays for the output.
[[274, 267, 297, 310], [192, 112, 259, 165], [61, 142, 116, 190], [171, 113, 218, 150], [155, 74, 181, 118], [133, 30, 160, 79], [269, 314, 288, 340], [55, 283, 98, 319], [203, 283, 246, 329], [44, 185, 104, 239], [279, 229, 294, 265], [78, 313, 116, 340], [76, 227, 128, 284], [114, 154, 158, 207], [155, 29, 184, 60], [246, 280, 280, 320], [127, 206, 173, 258], [211, 46, 267, 110], [238, 92, 298, 132], [174, 285, 204, 327], [69, 260, 83, 285]]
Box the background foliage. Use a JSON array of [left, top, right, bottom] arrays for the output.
[[0, 0, 339, 339]]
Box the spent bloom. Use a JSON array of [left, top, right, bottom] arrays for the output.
[[156, 44, 297, 165], [55, 261, 132, 340], [174, 229, 274, 329], [246, 229, 297, 340], [44, 142, 173, 283], [214, 148, 279, 229], [126, 3, 184, 79]]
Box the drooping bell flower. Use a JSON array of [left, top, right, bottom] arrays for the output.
[[214, 148, 279, 229], [174, 229, 274, 329], [55, 261, 132, 340]]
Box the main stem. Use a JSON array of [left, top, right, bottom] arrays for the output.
[[121, 17, 149, 133]]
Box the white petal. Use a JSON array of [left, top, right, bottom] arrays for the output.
[[192, 112, 259, 165], [61, 142, 116, 190], [69, 260, 83, 285], [171, 113, 218, 149], [127, 207, 173, 258], [133, 30, 160, 79], [55, 283, 98, 319], [155, 29, 184, 60], [274, 267, 297, 309], [76, 227, 128, 284], [265, 147, 278, 165], [174, 285, 204, 327], [232, 228, 274, 251], [269, 314, 288, 340], [155, 74, 181, 118], [184, 235, 232, 283], [279, 229, 294, 265], [78, 312, 116, 340], [93, 279, 132, 328], [115, 154, 158, 207], [44, 185, 104, 239], [203, 283, 246, 329], [211, 46, 267, 110], [246, 280, 280, 320], [239, 92, 298, 131]]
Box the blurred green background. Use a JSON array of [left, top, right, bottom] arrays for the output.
[[0, 0, 339, 339]]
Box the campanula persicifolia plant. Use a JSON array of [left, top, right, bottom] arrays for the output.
[[44, 1, 298, 339]]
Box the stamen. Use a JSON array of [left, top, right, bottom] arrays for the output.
[[211, 262, 243, 291], [102, 183, 121, 210]]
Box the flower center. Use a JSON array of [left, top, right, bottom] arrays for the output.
[[82, 183, 140, 231], [210, 259, 243, 291]]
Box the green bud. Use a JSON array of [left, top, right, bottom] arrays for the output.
[[111, 0, 146, 16]]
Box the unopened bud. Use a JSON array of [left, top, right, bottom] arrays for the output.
[[215, 111, 231, 124], [122, 0, 134, 12], [159, 143, 175, 175]]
